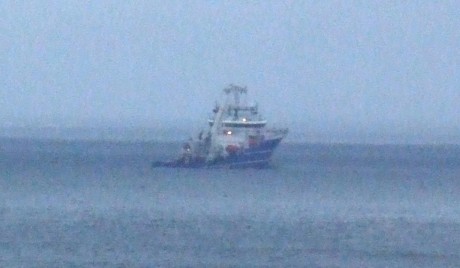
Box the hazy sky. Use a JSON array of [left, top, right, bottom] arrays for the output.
[[1, 1, 459, 141]]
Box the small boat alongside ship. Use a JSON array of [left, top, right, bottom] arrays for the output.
[[152, 84, 288, 168]]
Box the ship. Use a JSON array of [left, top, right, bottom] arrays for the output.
[[152, 84, 288, 168]]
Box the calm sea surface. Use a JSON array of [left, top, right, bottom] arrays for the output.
[[1, 138, 459, 267]]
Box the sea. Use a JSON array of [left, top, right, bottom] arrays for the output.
[[1, 138, 459, 267]]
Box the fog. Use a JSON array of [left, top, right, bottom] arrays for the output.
[[1, 1, 459, 143]]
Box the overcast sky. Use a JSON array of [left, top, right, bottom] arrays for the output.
[[1, 1, 459, 142]]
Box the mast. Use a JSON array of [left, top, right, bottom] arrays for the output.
[[206, 84, 248, 163], [224, 84, 247, 108]]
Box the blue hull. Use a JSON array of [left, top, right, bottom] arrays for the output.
[[152, 138, 283, 168]]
